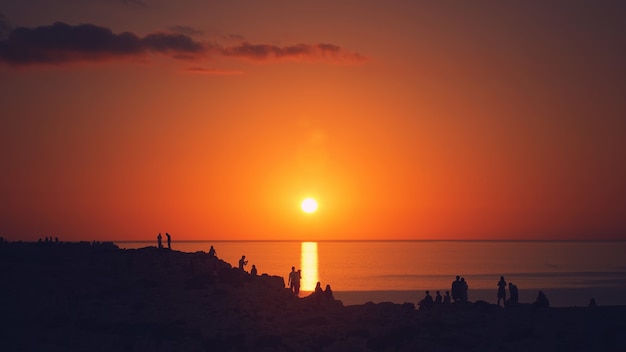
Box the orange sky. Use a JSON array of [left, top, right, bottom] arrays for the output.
[[1, 1, 625, 241]]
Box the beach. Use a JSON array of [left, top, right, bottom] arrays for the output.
[[2, 240, 625, 351]]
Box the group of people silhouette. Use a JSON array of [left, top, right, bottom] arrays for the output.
[[419, 275, 552, 309], [156, 233, 172, 250], [497, 275, 520, 307], [451, 275, 469, 302]]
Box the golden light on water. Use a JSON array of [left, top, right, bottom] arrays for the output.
[[300, 242, 319, 291]]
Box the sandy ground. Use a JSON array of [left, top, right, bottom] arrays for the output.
[[1, 241, 625, 351]]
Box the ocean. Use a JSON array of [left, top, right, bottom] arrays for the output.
[[115, 240, 626, 307]]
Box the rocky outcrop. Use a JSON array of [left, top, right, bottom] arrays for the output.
[[1, 241, 625, 351]]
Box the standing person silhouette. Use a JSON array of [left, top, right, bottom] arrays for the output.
[[238, 255, 248, 271], [157, 233, 163, 249], [166, 233, 171, 250], [497, 276, 507, 306], [294, 270, 302, 295], [451, 275, 461, 302], [288, 266, 297, 294]]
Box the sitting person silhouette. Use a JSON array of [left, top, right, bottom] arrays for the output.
[[250, 264, 257, 276], [419, 290, 434, 309], [443, 291, 451, 304], [533, 290, 550, 308]]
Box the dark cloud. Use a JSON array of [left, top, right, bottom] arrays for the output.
[[0, 20, 365, 67], [0, 22, 204, 65], [169, 25, 203, 36]]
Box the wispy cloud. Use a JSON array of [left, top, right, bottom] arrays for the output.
[[0, 21, 366, 67], [219, 42, 366, 63], [184, 67, 244, 75], [169, 25, 203, 37]]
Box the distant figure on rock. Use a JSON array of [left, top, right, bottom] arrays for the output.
[[460, 277, 469, 302], [166, 233, 171, 249], [250, 264, 257, 276], [444, 290, 451, 304], [324, 284, 334, 301], [506, 282, 519, 306], [315, 281, 323, 295], [419, 290, 434, 309], [435, 290, 442, 304], [294, 270, 302, 295], [589, 298, 597, 308], [238, 255, 248, 271], [208, 245, 216, 257], [451, 276, 461, 302], [497, 276, 507, 306], [533, 290, 550, 308], [157, 233, 163, 249], [288, 267, 298, 294]]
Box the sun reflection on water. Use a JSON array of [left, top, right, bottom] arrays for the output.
[[300, 242, 319, 291]]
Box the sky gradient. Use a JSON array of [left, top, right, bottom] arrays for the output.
[[1, 1, 625, 241]]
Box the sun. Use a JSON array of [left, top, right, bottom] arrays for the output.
[[301, 198, 318, 213]]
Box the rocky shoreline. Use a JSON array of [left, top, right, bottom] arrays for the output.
[[1, 241, 624, 351]]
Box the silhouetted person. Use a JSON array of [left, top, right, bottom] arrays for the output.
[[315, 281, 323, 295], [435, 290, 442, 304], [460, 277, 469, 302], [208, 245, 216, 257], [589, 298, 597, 308], [166, 233, 171, 249], [507, 282, 519, 306], [288, 266, 298, 294], [443, 291, 451, 304], [419, 290, 434, 309], [451, 275, 461, 302], [54, 237, 58, 243], [497, 276, 507, 306], [533, 290, 550, 308], [238, 255, 248, 271], [294, 270, 302, 295], [250, 264, 257, 276], [157, 233, 163, 249], [324, 284, 334, 301]]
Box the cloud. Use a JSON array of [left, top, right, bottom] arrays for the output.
[[0, 22, 204, 66], [169, 25, 203, 37], [219, 42, 366, 63], [184, 67, 244, 75], [0, 20, 366, 67]]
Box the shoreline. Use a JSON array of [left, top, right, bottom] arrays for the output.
[[333, 288, 626, 308]]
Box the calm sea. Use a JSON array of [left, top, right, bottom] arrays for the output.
[[115, 240, 626, 307]]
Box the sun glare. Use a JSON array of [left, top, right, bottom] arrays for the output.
[[301, 198, 318, 213]]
